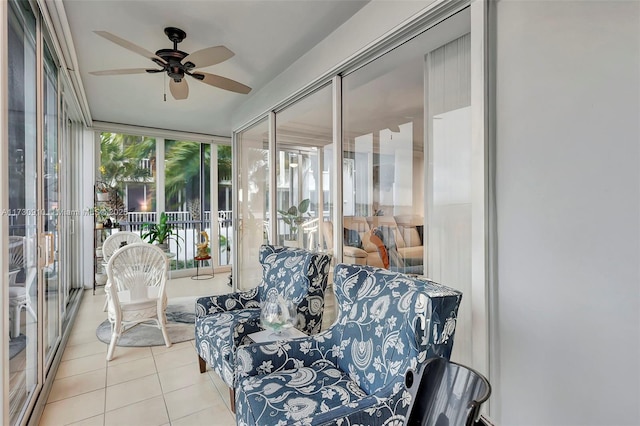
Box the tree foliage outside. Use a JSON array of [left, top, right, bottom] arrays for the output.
[[99, 132, 154, 190], [100, 133, 232, 213]]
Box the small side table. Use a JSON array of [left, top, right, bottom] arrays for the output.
[[247, 327, 306, 343], [192, 255, 214, 280]]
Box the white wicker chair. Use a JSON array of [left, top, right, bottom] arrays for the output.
[[105, 242, 171, 360], [101, 231, 144, 311], [102, 231, 143, 262], [8, 235, 37, 338], [8, 236, 25, 286]]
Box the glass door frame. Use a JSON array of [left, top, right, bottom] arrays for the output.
[[232, 0, 491, 376]]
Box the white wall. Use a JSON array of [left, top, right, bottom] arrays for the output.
[[495, 1, 640, 425], [231, 0, 435, 128]]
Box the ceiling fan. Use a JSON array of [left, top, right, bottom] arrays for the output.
[[89, 27, 251, 100]]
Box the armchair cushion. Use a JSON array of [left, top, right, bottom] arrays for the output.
[[238, 361, 368, 425], [258, 245, 331, 335]]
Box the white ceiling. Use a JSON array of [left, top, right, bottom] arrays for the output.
[[63, 0, 369, 137]]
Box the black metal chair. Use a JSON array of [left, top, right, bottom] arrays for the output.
[[405, 357, 492, 426]]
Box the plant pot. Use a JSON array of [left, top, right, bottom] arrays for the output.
[[157, 242, 170, 252], [96, 192, 110, 202], [95, 273, 107, 286]]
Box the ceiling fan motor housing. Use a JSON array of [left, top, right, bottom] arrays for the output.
[[155, 48, 188, 81], [157, 27, 190, 81]]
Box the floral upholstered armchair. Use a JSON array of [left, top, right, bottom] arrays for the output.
[[195, 245, 332, 408], [234, 263, 462, 426]]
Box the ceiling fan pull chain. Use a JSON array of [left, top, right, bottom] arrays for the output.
[[164, 73, 167, 102]]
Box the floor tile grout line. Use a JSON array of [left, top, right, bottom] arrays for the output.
[[40, 274, 236, 425], [151, 346, 173, 424], [103, 355, 108, 426]]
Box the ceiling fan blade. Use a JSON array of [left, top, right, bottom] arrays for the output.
[[196, 72, 252, 94], [170, 79, 189, 100], [89, 68, 151, 76], [184, 46, 235, 69], [94, 31, 164, 63]]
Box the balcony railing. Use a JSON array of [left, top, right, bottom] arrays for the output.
[[120, 210, 233, 271]]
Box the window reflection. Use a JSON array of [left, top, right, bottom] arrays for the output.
[[275, 84, 333, 252], [343, 52, 425, 275], [236, 119, 270, 289]]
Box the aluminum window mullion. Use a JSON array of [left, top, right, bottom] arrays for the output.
[[332, 76, 343, 263], [0, 0, 10, 422], [209, 143, 220, 268], [35, 7, 46, 413], [231, 133, 239, 291], [156, 137, 165, 214], [268, 111, 277, 244]]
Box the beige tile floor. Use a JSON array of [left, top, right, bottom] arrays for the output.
[[38, 273, 237, 426], [38, 272, 337, 426]]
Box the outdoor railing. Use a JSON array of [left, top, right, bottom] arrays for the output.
[[120, 210, 233, 270]]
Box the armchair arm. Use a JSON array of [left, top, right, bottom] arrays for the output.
[[195, 287, 259, 317], [235, 329, 336, 379], [231, 311, 263, 348], [343, 246, 368, 259], [343, 246, 370, 266]]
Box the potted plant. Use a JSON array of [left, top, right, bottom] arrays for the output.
[[96, 182, 112, 201], [141, 212, 183, 251], [94, 205, 111, 229], [277, 198, 310, 247]]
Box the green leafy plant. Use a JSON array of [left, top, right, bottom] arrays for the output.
[[278, 198, 310, 240], [96, 181, 111, 194], [94, 205, 111, 223], [141, 212, 184, 248]]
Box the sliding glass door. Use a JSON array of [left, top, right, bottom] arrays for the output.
[[234, 118, 270, 290], [275, 84, 333, 252], [232, 6, 482, 368], [43, 40, 60, 365], [7, 1, 39, 423], [341, 9, 475, 365], [5, 1, 79, 423]]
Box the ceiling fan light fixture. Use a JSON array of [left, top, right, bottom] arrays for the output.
[[90, 27, 252, 100]]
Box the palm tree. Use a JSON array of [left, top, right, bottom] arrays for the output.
[[218, 145, 232, 182], [164, 142, 232, 210], [99, 133, 154, 189], [99, 133, 156, 219], [164, 140, 205, 208]]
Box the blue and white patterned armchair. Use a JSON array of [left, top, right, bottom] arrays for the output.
[[234, 263, 462, 426], [195, 245, 332, 403]]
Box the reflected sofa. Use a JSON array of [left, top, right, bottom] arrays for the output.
[[323, 215, 424, 273]]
